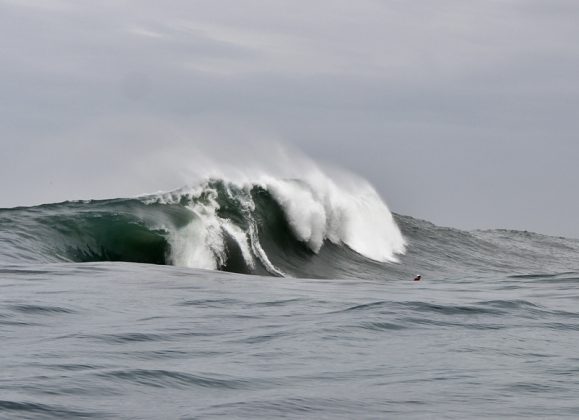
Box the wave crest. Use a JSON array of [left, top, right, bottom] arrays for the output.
[[144, 173, 406, 275], [0, 171, 406, 278]]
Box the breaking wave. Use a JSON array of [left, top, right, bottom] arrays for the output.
[[3, 168, 579, 280], [0, 173, 406, 278]]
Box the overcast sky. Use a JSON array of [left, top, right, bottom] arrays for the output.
[[1, 0, 578, 237]]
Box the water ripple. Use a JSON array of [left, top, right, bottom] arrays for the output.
[[96, 369, 264, 390], [0, 399, 108, 418]]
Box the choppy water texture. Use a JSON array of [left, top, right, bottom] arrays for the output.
[[2, 264, 579, 419], [2, 177, 579, 418]]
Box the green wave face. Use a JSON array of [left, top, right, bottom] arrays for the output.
[[0, 199, 190, 266]]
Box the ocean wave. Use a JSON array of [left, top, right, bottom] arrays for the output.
[[2, 172, 579, 279], [0, 173, 406, 278]]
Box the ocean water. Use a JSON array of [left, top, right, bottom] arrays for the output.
[[2, 175, 579, 419]]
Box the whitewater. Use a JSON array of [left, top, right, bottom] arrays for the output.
[[2, 165, 579, 419]]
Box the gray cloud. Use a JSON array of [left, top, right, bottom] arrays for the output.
[[1, 0, 578, 237]]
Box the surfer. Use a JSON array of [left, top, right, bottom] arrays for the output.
[[414, 275, 421, 281]]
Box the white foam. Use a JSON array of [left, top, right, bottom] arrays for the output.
[[166, 187, 226, 270], [221, 221, 255, 270], [141, 149, 406, 271], [152, 183, 258, 271], [247, 222, 286, 277], [266, 180, 327, 252], [263, 171, 406, 262]]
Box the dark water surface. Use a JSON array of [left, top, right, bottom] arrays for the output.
[[2, 263, 579, 419]]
